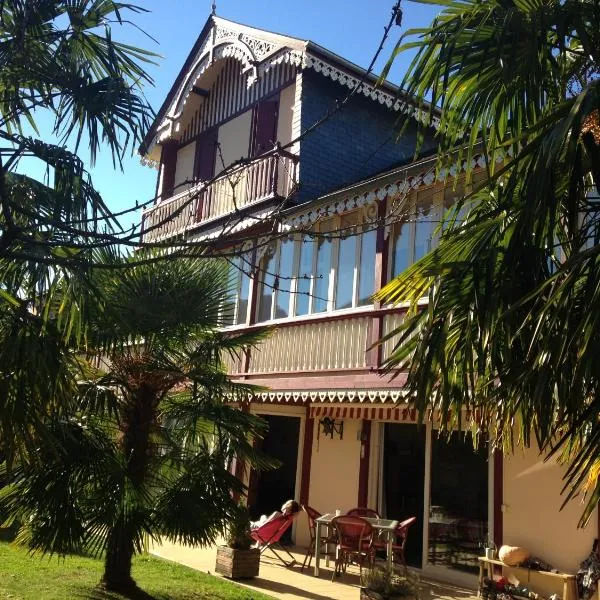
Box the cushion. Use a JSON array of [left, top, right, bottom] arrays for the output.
[[498, 545, 531, 566]]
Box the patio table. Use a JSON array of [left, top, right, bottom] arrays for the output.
[[313, 514, 399, 577]]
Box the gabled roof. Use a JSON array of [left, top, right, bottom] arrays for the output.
[[140, 14, 438, 158]]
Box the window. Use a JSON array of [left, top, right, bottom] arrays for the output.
[[390, 185, 473, 280], [223, 253, 252, 326], [390, 191, 436, 279], [257, 237, 295, 321], [255, 211, 379, 323]]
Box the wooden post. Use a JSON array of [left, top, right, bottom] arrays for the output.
[[358, 420, 372, 507], [299, 406, 314, 507]]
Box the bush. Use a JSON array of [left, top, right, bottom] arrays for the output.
[[361, 567, 421, 599], [226, 504, 253, 551]]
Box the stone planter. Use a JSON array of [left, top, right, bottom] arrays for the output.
[[215, 546, 260, 579]]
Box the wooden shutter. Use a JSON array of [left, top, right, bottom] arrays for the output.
[[160, 141, 178, 199], [194, 128, 218, 181], [252, 100, 279, 156]]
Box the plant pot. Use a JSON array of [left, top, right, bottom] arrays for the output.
[[215, 546, 260, 579]]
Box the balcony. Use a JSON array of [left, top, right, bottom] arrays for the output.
[[142, 149, 299, 243]]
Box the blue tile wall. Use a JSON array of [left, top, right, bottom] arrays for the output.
[[297, 71, 435, 203]]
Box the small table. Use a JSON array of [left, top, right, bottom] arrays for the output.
[[313, 514, 399, 577]]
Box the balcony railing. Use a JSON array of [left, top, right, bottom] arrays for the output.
[[142, 149, 299, 243], [247, 315, 371, 374]]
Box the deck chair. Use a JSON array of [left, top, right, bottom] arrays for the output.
[[250, 513, 298, 568]]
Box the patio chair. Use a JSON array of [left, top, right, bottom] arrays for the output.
[[373, 516, 417, 568], [300, 504, 337, 572], [330, 515, 375, 581], [250, 512, 299, 568], [346, 507, 381, 519]]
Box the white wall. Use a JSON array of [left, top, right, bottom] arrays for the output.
[[308, 418, 361, 518], [277, 83, 296, 149], [503, 445, 597, 575], [174, 141, 196, 193], [217, 109, 253, 170]]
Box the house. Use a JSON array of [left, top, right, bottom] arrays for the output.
[[139, 13, 598, 592]]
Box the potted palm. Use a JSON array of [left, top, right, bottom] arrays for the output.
[[215, 504, 260, 579], [360, 567, 421, 600]]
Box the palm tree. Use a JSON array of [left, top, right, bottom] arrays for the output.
[[378, 0, 600, 524], [0, 0, 155, 466], [0, 253, 273, 594]]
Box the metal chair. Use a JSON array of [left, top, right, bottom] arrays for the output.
[[330, 515, 375, 581], [346, 507, 381, 519], [373, 516, 417, 568], [300, 505, 336, 572]]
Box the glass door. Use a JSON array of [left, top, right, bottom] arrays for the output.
[[426, 431, 489, 577], [381, 423, 426, 567]]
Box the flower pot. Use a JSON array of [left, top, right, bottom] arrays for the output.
[[215, 546, 260, 579]]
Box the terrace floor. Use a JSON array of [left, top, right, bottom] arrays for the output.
[[151, 539, 479, 600]]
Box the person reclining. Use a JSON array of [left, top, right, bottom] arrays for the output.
[[250, 499, 300, 531]]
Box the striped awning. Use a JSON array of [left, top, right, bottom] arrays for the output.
[[309, 404, 483, 424], [310, 404, 418, 422]]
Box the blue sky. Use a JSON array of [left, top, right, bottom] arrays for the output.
[[19, 0, 440, 233]]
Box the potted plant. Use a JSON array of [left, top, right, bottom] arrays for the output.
[[215, 504, 260, 579], [483, 536, 497, 560], [360, 567, 421, 600]]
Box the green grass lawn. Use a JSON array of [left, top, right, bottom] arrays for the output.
[[0, 541, 273, 600]]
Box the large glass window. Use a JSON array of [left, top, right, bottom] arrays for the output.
[[358, 227, 377, 306], [257, 249, 277, 322], [295, 237, 314, 316], [390, 189, 446, 279], [335, 233, 356, 310], [254, 212, 379, 323], [223, 252, 252, 326], [313, 237, 332, 313], [274, 238, 294, 319]]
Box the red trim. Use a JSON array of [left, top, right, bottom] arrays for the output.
[[493, 449, 503, 547], [234, 370, 409, 390], [299, 407, 314, 506], [233, 402, 250, 503], [160, 141, 178, 200], [358, 420, 372, 507]]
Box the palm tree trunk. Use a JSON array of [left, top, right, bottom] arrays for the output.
[[102, 526, 136, 592], [102, 383, 158, 591]]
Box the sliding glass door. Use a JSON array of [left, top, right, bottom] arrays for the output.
[[427, 432, 489, 576]]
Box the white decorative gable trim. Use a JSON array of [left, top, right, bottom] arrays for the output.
[[148, 17, 440, 155]]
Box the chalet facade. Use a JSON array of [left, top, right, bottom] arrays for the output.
[[140, 14, 598, 592]]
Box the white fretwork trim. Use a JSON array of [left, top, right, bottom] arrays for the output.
[[148, 20, 440, 153], [252, 389, 409, 404], [280, 151, 503, 235], [140, 156, 160, 170]]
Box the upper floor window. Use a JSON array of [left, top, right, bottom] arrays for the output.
[[256, 211, 378, 323], [222, 252, 252, 326], [390, 185, 467, 280]]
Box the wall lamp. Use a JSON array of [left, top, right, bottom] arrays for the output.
[[319, 417, 344, 441]]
